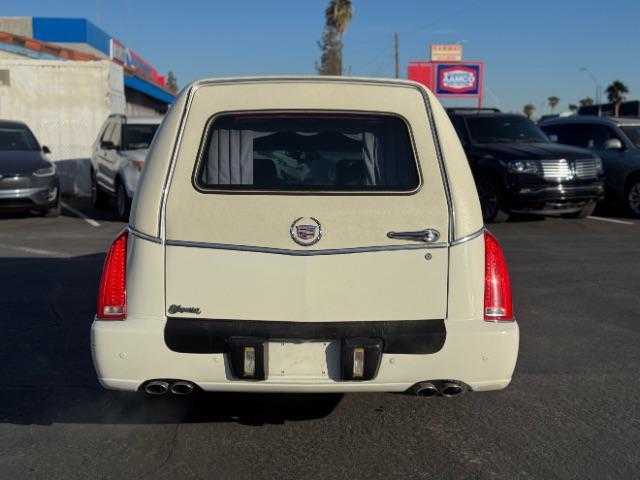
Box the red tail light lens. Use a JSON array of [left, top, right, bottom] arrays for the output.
[[97, 230, 128, 320], [484, 230, 514, 322]]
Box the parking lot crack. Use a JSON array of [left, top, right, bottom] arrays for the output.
[[49, 302, 62, 328]]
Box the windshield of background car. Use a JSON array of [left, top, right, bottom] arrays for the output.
[[122, 124, 159, 150], [621, 126, 640, 148], [466, 116, 549, 144], [0, 127, 39, 151], [194, 113, 420, 191]]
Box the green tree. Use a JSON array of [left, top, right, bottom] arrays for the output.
[[523, 103, 536, 119], [548, 96, 560, 113], [605, 80, 630, 117], [579, 97, 594, 107], [166, 71, 178, 93], [568, 104, 578, 113], [317, 0, 354, 75]]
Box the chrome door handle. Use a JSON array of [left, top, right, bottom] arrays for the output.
[[387, 228, 440, 243]]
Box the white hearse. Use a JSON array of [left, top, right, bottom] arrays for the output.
[[91, 77, 519, 397]]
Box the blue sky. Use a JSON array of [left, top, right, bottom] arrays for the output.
[[4, 0, 638, 113]]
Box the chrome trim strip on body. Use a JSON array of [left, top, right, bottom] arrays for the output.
[[164, 228, 483, 256], [165, 239, 449, 256], [128, 225, 162, 244], [421, 91, 455, 242], [449, 227, 484, 246]]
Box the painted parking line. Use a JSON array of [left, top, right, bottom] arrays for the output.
[[0, 242, 70, 258], [61, 202, 100, 227], [587, 216, 634, 226]]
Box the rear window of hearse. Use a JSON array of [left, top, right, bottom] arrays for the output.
[[194, 113, 420, 192]]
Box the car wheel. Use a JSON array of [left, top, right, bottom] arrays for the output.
[[476, 174, 509, 223], [627, 179, 640, 217], [116, 180, 131, 221], [564, 201, 597, 219], [92, 170, 109, 208]]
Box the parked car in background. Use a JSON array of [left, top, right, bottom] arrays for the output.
[[90, 114, 163, 219], [0, 120, 60, 217], [539, 116, 640, 217], [91, 77, 519, 398], [448, 109, 605, 222]]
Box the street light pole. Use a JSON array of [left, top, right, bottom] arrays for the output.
[[579, 67, 602, 105]]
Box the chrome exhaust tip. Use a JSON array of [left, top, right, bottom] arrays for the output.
[[441, 381, 464, 397], [414, 382, 439, 397], [170, 381, 195, 396], [144, 380, 169, 396]]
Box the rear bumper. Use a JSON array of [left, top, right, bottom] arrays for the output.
[[91, 318, 519, 393], [509, 182, 604, 214]]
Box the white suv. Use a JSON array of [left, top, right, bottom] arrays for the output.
[[91, 77, 519, 398], [90, 114, 163, 219]]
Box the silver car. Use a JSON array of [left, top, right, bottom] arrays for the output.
[[90, 114, 163, 219], [0, 120, 60, 217]]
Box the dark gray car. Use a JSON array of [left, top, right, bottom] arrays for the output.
[[0, 120, 60, 217], [540, 116, 640, 217]]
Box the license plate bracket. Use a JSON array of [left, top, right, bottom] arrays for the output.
[[267, 340, 339, 379]]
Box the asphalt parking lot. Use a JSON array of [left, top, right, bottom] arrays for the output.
[[0, 199, 639, 480]]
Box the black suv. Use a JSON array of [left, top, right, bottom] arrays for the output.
[[447, 109, 605, 222]]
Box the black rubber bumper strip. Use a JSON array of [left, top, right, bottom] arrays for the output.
[[164, 318, 446, 355]]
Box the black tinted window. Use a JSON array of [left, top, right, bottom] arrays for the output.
[[123, 124, 159, 150], [0, 126, 39, 151], [621, 126, 640, 148], [195, 113, 419, 191], [466, 116, 548, 144], [542, 124, 589, 147], [545, 123, 621, 149]]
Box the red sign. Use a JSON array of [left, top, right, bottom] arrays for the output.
[[407, 62, 434, 90]]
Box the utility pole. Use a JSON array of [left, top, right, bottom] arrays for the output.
[[394, 32, 399, 78]]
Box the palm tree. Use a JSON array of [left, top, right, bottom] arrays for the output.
[[568, 104, 578, 113], [548, 96, 560, 113], [326, 0, 353, 36], [523, 103, 536, 119], [317, 0, 353, 75], [605, 80, 630, 117], [579, 97, 594, 107]]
